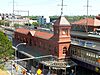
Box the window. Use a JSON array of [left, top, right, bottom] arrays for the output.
[[63, 47, 67, 54], [39, 42, 41, 47], [34, 41, 36, 46], [29, 38, 32, 46], [26, 39, 28, 43], [54, 47, 57, 54], [77, 49, 81, 57], [62, 29, 68, 35]]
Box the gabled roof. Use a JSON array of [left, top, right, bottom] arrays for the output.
[[34, 31, 53, 39], [16, 28, 30, 34], [29, 31, 36, 36], [15, 28, 53, 40], [72, 18, 100, 26], [54, 16, 70, 26]]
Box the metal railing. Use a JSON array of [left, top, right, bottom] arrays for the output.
[[72, 55, 100, 68]]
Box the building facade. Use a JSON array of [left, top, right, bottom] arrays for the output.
[[37, 16, 46, 25], [14, 16, 71, 59]]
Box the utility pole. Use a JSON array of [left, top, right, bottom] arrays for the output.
[[84, 0, 91, 32], [86, 0, 89, 20], [86, 0, 89, 32], [28, 10, 29, 26]]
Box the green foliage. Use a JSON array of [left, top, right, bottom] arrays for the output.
[[4, 21, 9, 26], [25, 23, 31, 26], [0, 20, 10, 26], [14, 23, 21, 28], [25, 16, 38, 20], [49, 16, 59, 22], [0, 64, 5, 70], [32, 22, 39, 27], [44, 23, 52, 29], [0, 31, 14, 62], [0, 20, 5, 25], [66, 15, 95, 23], [49, 15, 95, 23]]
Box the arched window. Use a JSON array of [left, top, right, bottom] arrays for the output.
[[38, 42, 41, 47], [63, 47, 67, 54], [25, 38, 27, 42], [29, 38, 32, 46]]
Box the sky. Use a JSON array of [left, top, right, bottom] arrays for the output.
[[0, 0, 100, 16]]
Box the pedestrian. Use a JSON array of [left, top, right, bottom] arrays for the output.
[[47, 71, 50, 75], [70, 69, 75, 75]]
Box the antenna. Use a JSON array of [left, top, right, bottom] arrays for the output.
[[58, 0, 67, 16]]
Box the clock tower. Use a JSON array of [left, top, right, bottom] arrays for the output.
[[53, 16, 71, 59]]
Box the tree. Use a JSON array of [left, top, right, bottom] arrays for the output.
[[32, 22, 39, 27], [4, 21, 10, 26], [0, 20, 5, 25], [14, 23, 22, 28], [25, 23, 31, 26], [0, 31, 14, 69], [0, 20, 10, 26]]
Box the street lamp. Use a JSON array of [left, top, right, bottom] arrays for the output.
[[14, 43, 26, 60], [11, 43, 26, 75]]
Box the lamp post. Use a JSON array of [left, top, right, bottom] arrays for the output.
[[11, 42, 26, 75], [14, 43, 26, 60]]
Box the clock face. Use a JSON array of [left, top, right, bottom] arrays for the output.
[[62, 30, 67, 35], [62, 31, 66, 34]]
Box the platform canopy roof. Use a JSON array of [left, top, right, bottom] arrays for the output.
[[38, 57, 77, 70], [72, 18, 100, 26]]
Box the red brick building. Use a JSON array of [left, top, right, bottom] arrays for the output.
[[14, 16, 71, 59], [71, 18, 100, 32]]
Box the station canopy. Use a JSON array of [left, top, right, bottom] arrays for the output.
[[37, 56, 77, 70]]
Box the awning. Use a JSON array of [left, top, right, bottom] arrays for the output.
[[38, 57, 77, 70]]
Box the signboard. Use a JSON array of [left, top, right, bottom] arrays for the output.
[[36, 69, 42, 75]]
